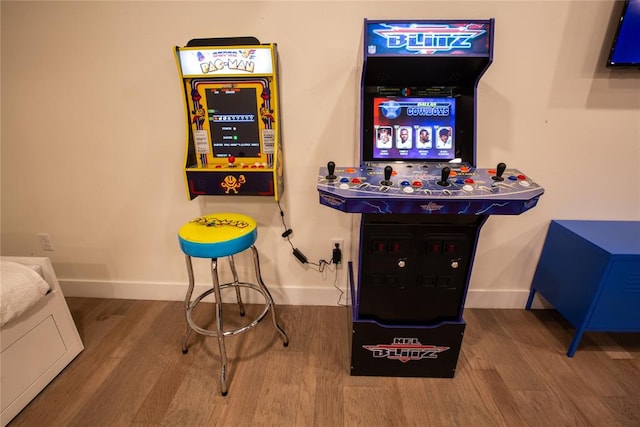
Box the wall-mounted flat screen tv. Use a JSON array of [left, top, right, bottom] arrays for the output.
[[607, 0, 640, 68]]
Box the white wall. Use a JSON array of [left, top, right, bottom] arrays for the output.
[[2, 1, 639, 307]]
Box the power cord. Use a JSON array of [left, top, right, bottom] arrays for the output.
[[277, 200, 337, 273], [277, 200, 346, 306]]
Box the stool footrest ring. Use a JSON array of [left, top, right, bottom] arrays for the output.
[[185, 282, 272, 337]]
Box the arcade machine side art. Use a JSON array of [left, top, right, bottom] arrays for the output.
[[175, 37, 284, 200]]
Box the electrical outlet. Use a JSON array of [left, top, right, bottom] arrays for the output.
[[37, 233, 55, 251], [331, 238, 344, 265]]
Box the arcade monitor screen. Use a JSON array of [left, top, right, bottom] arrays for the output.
[[372, 96, 456, 161], [204, 85, 261, 158]]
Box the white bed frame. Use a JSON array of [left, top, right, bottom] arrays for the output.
[[1, 256, 84, 426]]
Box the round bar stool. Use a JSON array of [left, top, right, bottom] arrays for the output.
[[178, 213, 289, 396]]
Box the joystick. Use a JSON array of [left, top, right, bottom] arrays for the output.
[[326, 161, 337, 181], [380, 165, 393, 186], [437, 166, 451, 187], [492, 162, 506, 181]]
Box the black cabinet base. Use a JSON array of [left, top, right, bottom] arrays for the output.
[[350, 318, 465, 378]]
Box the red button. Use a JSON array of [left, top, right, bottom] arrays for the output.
[[464, 178, 474, 184], [412, 180, 423, 187], [518, 174, 527, 180], [352, 178, 361, 184]]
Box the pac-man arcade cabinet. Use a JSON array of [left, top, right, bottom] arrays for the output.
[[176, 37, 284, 200]]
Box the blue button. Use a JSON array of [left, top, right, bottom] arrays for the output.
[[340, 177, 349, 183], [400, 180, 410, 186]]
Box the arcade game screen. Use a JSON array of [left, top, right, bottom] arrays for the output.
[[204, 86, 261, 158], [372, 96, 456, 161]]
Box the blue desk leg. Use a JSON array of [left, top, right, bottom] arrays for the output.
[[567, 328, 585, 358], [525, 288, 536, 310], [525, 288, 583, 357]]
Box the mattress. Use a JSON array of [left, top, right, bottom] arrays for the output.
[[0, 261, 50, 327]]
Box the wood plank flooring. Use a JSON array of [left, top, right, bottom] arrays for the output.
[[8, 298, 640, 426]]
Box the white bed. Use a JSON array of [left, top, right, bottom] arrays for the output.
[[1, 256, 84, 426]]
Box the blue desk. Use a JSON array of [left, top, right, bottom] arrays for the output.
[[526, 220, 640, 357]]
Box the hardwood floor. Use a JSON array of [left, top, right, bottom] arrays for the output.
[[8, 298, 640, 426]]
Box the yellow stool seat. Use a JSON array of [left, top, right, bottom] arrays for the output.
[[178, 213, 257, 258]]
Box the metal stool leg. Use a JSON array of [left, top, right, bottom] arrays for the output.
[[228, 255, 246, 316], [181, 254, 195, 354], [210, 258, 229, 396], [181, 246, 288, 396], [250, 245, 289, 346]]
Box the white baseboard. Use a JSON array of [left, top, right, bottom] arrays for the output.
[[59, 279, 551, 309], [465, 289, 551, 309]]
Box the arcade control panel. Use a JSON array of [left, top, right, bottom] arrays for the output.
[[317, 162, 544, 215]]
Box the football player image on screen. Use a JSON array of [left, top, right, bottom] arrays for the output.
[[396, 126, 412, 149], [416, 127, 432, 149], [376, 126, 393, 149], [436, 127, 452, 149]]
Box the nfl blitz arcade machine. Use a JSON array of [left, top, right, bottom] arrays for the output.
[[317, 20, 545, 377], [175, 37, 283, 200]]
